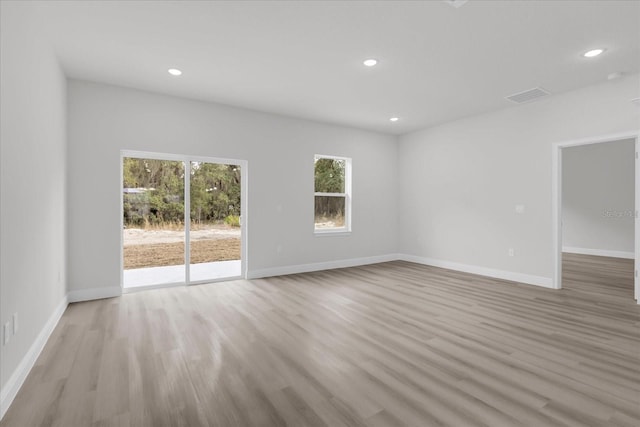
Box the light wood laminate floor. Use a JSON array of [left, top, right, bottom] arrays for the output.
[[1, 254, 638, 426]]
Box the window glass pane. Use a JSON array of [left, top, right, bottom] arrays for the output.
[[315, 158, 345, 193], [315, 196, 345, 229]]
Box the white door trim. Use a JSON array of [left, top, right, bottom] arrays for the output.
[[551, 130, 639, 301], [636, 139, 639, 301]]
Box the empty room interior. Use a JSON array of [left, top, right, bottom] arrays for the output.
[[1, 1, 639, 426]]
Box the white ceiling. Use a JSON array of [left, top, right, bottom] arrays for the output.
[[34, 0, 640, 135]]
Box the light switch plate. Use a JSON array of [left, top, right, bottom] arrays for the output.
[[515, 204, 525, 214]]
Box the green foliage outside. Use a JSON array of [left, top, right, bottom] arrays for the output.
[[314, 158, 346, 223], [224, 215, 241, 227], [314, 158, 345, 193], [123, 158, 241, 228]]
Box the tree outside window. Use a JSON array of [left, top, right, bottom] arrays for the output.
[[314, 155, 351, 233]]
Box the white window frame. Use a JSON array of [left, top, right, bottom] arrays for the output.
[[314, 154, 352, 236]]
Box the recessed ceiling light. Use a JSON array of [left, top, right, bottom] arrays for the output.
[[363, 59, 378, 67], [583, 49, 605, 58], [168, 68, 182, 76], [389, 117, 399, 122]]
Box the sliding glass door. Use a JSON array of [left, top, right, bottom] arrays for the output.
[[189, 161, 242, 282], [122, 152, 244, 289], [122, 158, 185, 288]]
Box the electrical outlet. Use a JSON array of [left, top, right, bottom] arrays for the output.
[[508, 248, 515, 257], [3, 322, 10, 345], [13, 313, 18, 335]]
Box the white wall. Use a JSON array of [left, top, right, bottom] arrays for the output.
[[398, 75, 639, 284], [67, 80, 398, 294], [0, 0, 68, 412], [562, 139, 635, 257]]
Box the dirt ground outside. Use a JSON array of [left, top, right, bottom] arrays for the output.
[[123, 224, 240, 269]]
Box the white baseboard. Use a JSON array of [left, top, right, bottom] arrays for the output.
[[248, 253, 555, 289], [562, 246, 634, 259], [67, 286, 122, 303], [0, 295, 68, 420], [247, 254, 399, 279], [398, 254, 554, 289]]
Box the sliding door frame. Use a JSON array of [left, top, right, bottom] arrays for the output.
[[120, 150, 248, 290]]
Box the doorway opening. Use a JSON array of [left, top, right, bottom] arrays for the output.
[[121, 151, 247, 290], [552, 132, 638, 302]]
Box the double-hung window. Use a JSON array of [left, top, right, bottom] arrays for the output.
[[314, 155, 351, 234]]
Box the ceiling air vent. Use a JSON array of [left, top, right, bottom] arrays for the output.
[[632, 98, 640, 107], [505, 87, 550, 104], [443, 0, 469, 9]]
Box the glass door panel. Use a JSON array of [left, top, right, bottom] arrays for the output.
[[123, 158, 185, 288], [189, 162, 242, 282]]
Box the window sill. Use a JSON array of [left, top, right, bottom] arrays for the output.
[[314, 229, 352, 237]]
